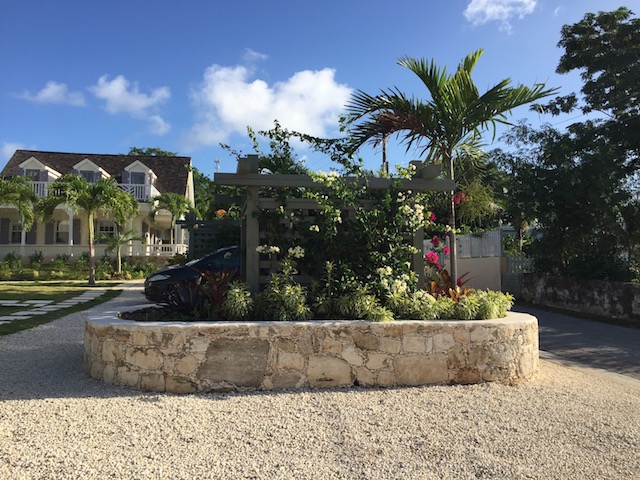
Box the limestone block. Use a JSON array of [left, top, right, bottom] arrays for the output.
[[270, 371, 305, 389], [322, 337, 343, 354], [277, 351, 305, 371], [450, 368, 483, 384], [90, 361, 105, 380], [103, 364, 115, 384], [189, 336, 211, 353], [176, 355, 200, 376], [274, 338, 296, 353], [453, 328, 470, 344], [433, 332, 455, 352], [366, 353, 389, 370], [307, 355, 352, 388], [352, 332, 380, 351], [447, 344, 467, 370], [341, 346, 364, 366], [131, 331, 148, 346], [378, 338, 401, 354], [467, 345, 489, 367], [469, 326, 491, 343], [355, 366, 375, 386], [141, 373, 166, 392], [116, 368, 140, 387], [402, 334, 426, 353], [376, 370, 396, 387], [165, 376, 196, 394], [113, 330, 130, 342], [101, 338, 118, 363], [295, 337, 313, 356], [394, 354, 448, 386], [125, 348, 163, 371], [197, 338, 270, 388]]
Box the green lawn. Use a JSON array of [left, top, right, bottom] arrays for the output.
[[0, 281, 121, 336]]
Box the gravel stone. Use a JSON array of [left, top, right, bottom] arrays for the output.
[[0, 288, 638, 479]]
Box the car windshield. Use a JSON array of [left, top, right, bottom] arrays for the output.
[[185, 248, 240, 270]]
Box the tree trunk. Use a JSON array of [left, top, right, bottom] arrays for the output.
[[447, 155, 458, 289], [88, 213, 96, 286]]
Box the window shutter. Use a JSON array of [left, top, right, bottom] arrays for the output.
[[45, 222, 54, 244], [0, 218, 9, 244], [73, 219, 81, 245], [26, 223, 37, 244]]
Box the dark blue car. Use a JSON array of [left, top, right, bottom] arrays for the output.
[[144, 246, 241, 303]]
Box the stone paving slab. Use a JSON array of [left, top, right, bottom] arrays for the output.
[[0, 288, 108, 323]]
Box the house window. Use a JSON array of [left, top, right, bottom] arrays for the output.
[[10, 221, 22, 244], [97, 221, 115, 243], [79, 170, 94, 183], [130, 172, 146, 185], [26, 169, 40, 181], [55, 220, 69, 244]]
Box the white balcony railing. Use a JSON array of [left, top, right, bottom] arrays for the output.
[[30, 181, 160, 202], [0, 243, 187, 261], [118, 183, 161, 202]]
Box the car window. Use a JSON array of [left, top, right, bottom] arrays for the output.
[[197, 248, 240, 271]]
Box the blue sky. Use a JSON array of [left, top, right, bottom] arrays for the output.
[[0, 0, 631, 178]]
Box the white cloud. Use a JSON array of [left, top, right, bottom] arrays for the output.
[[184, 62, 352, 149], [19, 81, 85, 106], [2, 142, 37, 163], [464, 0, 537, 32], [90, 75, 171, 135]]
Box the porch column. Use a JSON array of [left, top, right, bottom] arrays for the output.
[[67, 208, 74, 256], [19, 215, 26, 257], [245, 186, 260, 293]]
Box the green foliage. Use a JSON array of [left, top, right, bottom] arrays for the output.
[[336, 288, 394, 322], [2, 252, 22, 270], [221, 282, 254, 321], [0, 176, 38, 230], [28, 251, 43, 267]]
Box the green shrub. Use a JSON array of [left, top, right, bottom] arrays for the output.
[[3, 252, 22, 270], [221, 282, 254, 320], [336, 287, 394, 322]]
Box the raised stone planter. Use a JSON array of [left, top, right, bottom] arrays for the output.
[[84, 312, 538, 393]]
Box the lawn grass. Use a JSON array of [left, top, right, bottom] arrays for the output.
[[0, 282, 122, 336]]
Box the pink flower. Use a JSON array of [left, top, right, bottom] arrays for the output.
[[431, 236, 441, 247], [425, 251, 439, 264], [435, 263, 443, 271], [443, 246, 450, 255], [429, 212, 436, 222], [453, 194, 461, 205], [460, 192, 466, 199]]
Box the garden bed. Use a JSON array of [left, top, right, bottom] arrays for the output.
[[84, 310, 539, 393]]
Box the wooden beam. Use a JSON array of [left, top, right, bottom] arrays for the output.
[[214, 173, 455, 192]]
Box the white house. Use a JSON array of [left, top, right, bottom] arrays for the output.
[[0, 150, 195, 260]]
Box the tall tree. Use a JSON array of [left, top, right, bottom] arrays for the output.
[[346, 50, 556, 286], [0, 176, 38, 230], [41, 175, 138, 285], [149, 192, 192, 245], [127, 147, 178, 156]]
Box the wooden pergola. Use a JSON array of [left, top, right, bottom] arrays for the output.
[[214, 154, 455, 292]]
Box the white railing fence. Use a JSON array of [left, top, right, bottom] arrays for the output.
[[0, 243, 187, 262]]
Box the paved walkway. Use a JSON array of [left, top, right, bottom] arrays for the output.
[[0, 280, 145, 326], [514, 304, 640, 380]]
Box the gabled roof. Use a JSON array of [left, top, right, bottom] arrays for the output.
[[1, 150, 191, 195]]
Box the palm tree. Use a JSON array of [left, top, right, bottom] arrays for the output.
[[149, 192, 192, 246], [41, 175, 138, 285], [0, 176, 39, 230], [347, 50, 557, 287], [100, 192, 140, 274]]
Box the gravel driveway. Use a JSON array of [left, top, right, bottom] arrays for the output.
[[0, 288, 638, 479]]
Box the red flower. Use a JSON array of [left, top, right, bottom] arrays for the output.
[[457, 278, 463, 287], [425, 252, 439, 264], [431, 236, 441, 247], [429, 212, 436, 222], [453, 194, 461, 205], [443, 246, 450, 255]]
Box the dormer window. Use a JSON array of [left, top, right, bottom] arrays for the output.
[[80, 170, 95, 183], [26, 169, 40, 181], [130, 172, 146, 185]]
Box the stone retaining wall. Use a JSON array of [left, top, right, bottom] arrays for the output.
[[84, 312, 539, 393]]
